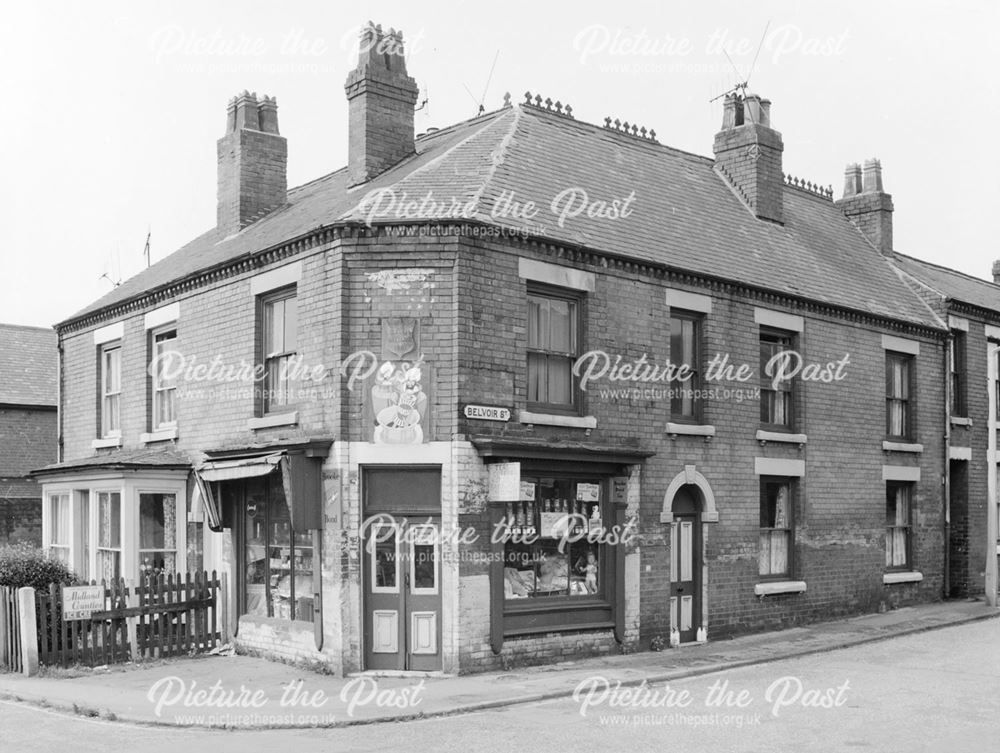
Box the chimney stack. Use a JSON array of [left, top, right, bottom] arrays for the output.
[[835, 158, 893, 256], [216, 91, 287, 237], [344, 22, 419, 186], [713, 93, 784, 224], [992, 261, 1000, 284]]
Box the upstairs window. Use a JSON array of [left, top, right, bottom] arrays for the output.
[[950, 332, 966, 418], [527, 287, 580, 412], [886, 352, 914, 440], [151, 329, 178, 429], [670, 311, 703, 422], [261, 288, 298, 413], [760, 330, 794, 428], [100, 344, 122, 437]]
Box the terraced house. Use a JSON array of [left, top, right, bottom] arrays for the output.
[[35, 22, 961, 674]]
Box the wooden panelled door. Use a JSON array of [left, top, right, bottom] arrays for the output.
[[670, 485, 702, 643], [364, 517, 442, 671]]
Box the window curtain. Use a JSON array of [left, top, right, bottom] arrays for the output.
[[759, 486, 789, 575], [887, 487, 909, 567]]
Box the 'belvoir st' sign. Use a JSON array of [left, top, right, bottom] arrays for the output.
[[463, 404, 511, 422]]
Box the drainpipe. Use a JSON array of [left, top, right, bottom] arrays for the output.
[[57, 336, 64, 463], [987, 345, 1000, 607], [943, 331, 951, 600]]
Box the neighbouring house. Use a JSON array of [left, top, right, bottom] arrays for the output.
[[0, 324, 57, 546], [890, 254, 1000, 604], [34, 21, 967, 675]]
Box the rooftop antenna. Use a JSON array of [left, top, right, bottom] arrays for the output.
[[462, 49, 500, 115], [143, 227, 151, 268], [708, 20, 771, 124], [415, 82, 429, 112]]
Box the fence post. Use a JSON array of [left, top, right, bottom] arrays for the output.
[[125, 579, 140, 663], [220, 571, 230, 644], [17, 587, 38, 677]]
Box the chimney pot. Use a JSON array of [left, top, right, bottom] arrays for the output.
[[842, 163, 862, 198], [862, 158, 883, 193], [992, 260, 1000, 284]]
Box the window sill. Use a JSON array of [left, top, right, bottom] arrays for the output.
[[92, 436, 122, 449], [247, 411, 299, 430], [666, 422, 716, 438], [754, 580, 807, 596], [950, 417, 972, 427], [882, 441, 923, 453], [141, 427, 178, 444], [519, 410, 597, 429], [883, 571, 923, 585], [756, 430, 807, 445]]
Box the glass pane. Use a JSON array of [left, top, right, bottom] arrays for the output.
[[140, 494, 166, 549], [283, 295, 298, 352], [547, 299, 572, 352], [528, 297, 542, 349], [98, 493, 121, 548], [527, 351, 544, 403], [546, 356, 573, 405], [413, 540, 436, 589], [375, 530, 397, 589], [244, 484, 268, 616], [571, 543, 598, 595], [50, 494, 69, 546]]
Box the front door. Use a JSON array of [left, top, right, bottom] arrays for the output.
[[363, 516, 442, 671], [670, 485, 702, 643]]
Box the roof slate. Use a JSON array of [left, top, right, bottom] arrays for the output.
[[0, 324, 57, 406], [892, 254, 1000, 314], [32, 447, 192, 476], [63, 105, 940, 330]]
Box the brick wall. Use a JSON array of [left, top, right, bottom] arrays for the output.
[[0, 407, 56, 476]]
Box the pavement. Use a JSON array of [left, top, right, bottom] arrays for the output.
[[0, 599, 996, 729]]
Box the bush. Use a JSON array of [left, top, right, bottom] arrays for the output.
[[0, 542, 78, 591]]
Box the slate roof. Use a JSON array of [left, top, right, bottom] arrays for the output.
[[63, 104, 940, 330], [892, 254, 1000, 314], [0, 324, 57, 406], [32, 447, 192, 476]]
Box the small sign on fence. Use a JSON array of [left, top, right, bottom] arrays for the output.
[[62, 585, 105, 620]]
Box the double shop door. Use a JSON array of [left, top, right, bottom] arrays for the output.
[[362, 467, 443, 672]]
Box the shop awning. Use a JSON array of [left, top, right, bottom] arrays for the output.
[[197, 452, 283, 482], [195, 445, 328, 533]]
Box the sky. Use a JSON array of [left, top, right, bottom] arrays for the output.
[[2, 0, 997, 328]]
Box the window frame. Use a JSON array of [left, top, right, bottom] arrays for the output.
[[526, 283, 583, 415], [257, 285, 299, 416], [138, 491, 179, 577], [95, 489, 123, 581], [759, 328, 796, 431], [885, 482, 913, 572], [885, 351, 916, 441], [47, 492, 71, 565], [99, 342, 122, 438], [758, 477, 795, 580], [949, 331, 966, 418], [669, 309, 704, 424], [149, 326, 178, 431]]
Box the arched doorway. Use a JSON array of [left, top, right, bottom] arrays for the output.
[[670, 485, 703, 643]]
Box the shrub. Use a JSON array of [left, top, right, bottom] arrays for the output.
[[0, 542, 78, 591]]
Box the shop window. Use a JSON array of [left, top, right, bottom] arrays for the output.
[[886, 482, 913, 570], [503, 476, 604, 600], [48, 493, 70, 566], [885, 352, 914, 440], [139, 493, 177, 576], [100, 343, 122, 437], [260, 288, 298, 414], [527, 287, 580, 412], [151, 329, 178, 429], [242, 475, 314, 623], [760, 329, 794, 428], [670, 311, 703, 422], [759, 479, 793, 578], [97, 491, 121, 581]]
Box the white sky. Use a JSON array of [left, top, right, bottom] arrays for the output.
[[2, 0, 997, 327]]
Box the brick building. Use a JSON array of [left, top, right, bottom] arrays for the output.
[[35, 22, 964, 673], [890, 255, 1000, 604], [0, 324, 57, 546]]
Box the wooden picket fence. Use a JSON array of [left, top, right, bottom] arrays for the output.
[[34, 571, 227, 668], [0, 586, 23, 672]]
